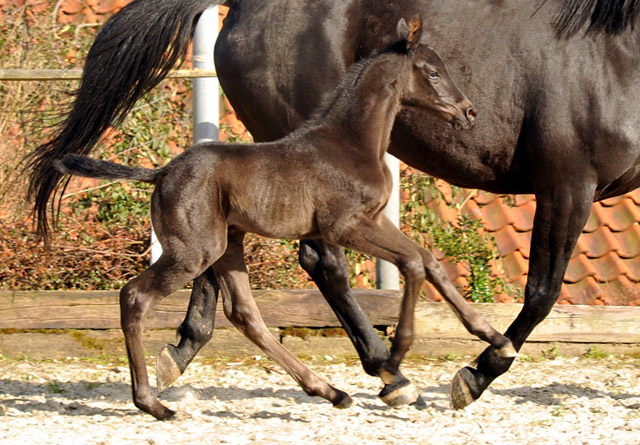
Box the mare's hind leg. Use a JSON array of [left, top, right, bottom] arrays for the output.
[[215, 232, 353, 408], [120, 253, 213, 420], [299, 239, 424, 408], [156, 267, 219, 393], [451, 184, 595, 409]]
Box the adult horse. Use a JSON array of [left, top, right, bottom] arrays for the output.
[[25, 0, 640, 409]]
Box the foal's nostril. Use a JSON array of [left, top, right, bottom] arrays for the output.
[[466, 107, 477, 121]]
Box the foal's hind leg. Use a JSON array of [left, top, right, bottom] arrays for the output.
[[214, 232, 353, 408], [299, 239, 424, 408], [156, 267, 219, 393], [120, 254, 210, 420]]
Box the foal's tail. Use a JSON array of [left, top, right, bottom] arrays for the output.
[[23, 0, 229, 245], [54, 154, 159, 184]]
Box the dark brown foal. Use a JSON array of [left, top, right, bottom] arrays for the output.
[[55, 16, 515, 420]]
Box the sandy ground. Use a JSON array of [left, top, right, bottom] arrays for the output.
[[1, 354, 639, 444]]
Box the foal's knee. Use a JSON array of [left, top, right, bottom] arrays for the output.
[[399, 255, 426, 285], [119, 283, 153, 331], [223, 298, 257, 332]]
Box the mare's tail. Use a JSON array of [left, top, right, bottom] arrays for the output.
[[54, 154, 159, 184], [23, 0, 229, 244], [553, 0, 640, 37]]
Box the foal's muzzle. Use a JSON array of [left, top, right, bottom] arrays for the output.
[[452, 105, 477, 130]]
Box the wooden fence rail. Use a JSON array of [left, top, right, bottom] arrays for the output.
[[1, 290, 639, 359]]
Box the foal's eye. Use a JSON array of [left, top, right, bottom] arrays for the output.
[[428, 71, 439, 80]]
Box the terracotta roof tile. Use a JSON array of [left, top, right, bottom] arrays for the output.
[[439, 257, 470, 281], [616, 225, 640, 258], [475, 191, 498, 206], [426, 188, 640, 305], [478, 198, 535, 232], [501, 251, 529, 280], [605, 199, 640, 231], [559, 277, 603, 305], [492, 225, 530, 257], [627, 189, 640, 205], [577, 226, 621, 258], [565, 254, 598, 283], [588, 252, 634, 282], [584, 204, 609, 233]]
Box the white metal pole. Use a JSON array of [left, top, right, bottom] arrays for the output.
[[151, 6, 219, 264], [376, 153, 401, 290], [192, 7, 220, 144]]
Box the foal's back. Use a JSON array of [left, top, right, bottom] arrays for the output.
[[156, 120, 390, 241]]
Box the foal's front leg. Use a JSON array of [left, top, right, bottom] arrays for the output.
[[299, 239, 425, 407], [327, 215, 514, 388], [214, 232, 353, 408]]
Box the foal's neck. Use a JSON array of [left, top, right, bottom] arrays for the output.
[[313, 53, 408, 160]]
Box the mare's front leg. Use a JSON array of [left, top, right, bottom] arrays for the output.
[[156, 267, 219, 393], [451, 182, 596, 409], [215, 232, 353, 408], [299, 239, 424, 407]]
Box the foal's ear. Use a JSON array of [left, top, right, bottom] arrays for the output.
[[397, 14, 422, 49], [397, 17, 409, 40], [406, 14, 422, 48]]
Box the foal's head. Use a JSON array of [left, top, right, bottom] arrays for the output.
[[398, 16, 477, 131]]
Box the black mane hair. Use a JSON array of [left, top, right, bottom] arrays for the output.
[[552, 0, 640, 37]]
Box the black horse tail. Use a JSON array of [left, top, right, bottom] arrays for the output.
[[24, 0, 229, 245], [55, 154, 159, 184], [553, 0, 640, 37]]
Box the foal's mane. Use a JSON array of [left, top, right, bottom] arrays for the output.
[[551, 0, 640, 37], [305, 40, 409, 127]]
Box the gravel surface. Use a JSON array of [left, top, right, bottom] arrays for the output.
[[1, 354, 639, 444]]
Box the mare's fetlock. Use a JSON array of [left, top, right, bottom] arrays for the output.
[[379, 380, 420, 407], [496, 340, 518, 358], [450, 366, 494, 410]]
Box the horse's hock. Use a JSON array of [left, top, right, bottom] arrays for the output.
[[1, 289, 639, 360]]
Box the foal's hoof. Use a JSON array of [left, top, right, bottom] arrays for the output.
[[496, 341, 518, 359], [379, 381, 421, 408], [154, 405, 177, 421], [156, 344, 183, 394], [450, 366, 479, 410], [333, 393, 355, 409]]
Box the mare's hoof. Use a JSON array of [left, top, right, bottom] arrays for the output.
[[333, 393, 354, 409], [156, 344, 183, 394], [450, 366, 478, 410], [379, 381, 420, 407]]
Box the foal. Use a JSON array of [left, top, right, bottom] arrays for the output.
[[55, 16, 515, 420]]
